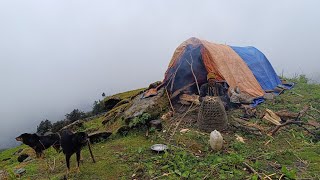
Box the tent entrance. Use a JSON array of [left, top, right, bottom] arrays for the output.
[[167, 45, 207, 99]]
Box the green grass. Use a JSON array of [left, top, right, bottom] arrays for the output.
[[102, 88, 146, 103], [1, 76, 319, 179], [80, 116, 105, 133]]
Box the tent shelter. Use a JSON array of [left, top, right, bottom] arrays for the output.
[[145, 37, 283, 105], [163, 37, 272, 99]]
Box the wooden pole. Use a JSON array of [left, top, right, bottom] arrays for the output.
[[87, 140, 96, 163], [165, 89, 175, 113], [186, 53, 201, 95], [170, 61, 183, 92]]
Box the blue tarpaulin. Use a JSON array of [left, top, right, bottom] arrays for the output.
[[231, 46, 281, 91]]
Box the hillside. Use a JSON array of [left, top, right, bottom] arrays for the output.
[[1, 76, 319, 180]]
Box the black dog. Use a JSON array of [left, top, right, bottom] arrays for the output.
[[60, 130, 88, 173], [15, 133, 60, 157]]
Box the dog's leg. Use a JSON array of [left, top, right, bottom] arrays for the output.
[[66, 154, 71, 171], [76, 151, 81, 173], [36, 151, 41, 158], [65, 153, 71, 179], [40, 151, 44, 159], [79, 152, 84, 164]]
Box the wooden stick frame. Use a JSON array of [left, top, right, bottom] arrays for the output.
[[186, 53, 201, 95], [87, 140, 96, 163]]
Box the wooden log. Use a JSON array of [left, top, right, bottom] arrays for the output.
[[270, 120, 313, 136], [171, 82, 195, 99], [233, 118, 265, 132], [262, 109, 281, 125], [297, 105, 309, 119]]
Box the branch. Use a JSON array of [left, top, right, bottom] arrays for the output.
[[171, 82, 195, 99], [243, 162, 263, 180], [170, 61, 183, 92], [170, 103, 194, 139], [270, 120, 316, 136], [186, 53, 201, 95], [165, 89, 175, 113]]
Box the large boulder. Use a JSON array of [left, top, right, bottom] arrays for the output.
[[104, 97, 122, 111], [123, 88, 165, 120]]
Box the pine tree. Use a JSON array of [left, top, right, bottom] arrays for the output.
[[36, 119, 53, 135]]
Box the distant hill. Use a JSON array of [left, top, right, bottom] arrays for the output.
[[308, 73, 320, 83]]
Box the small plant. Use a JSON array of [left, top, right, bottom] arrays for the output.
[[281, 166, 297, 179], [129, 113, 151, 128]]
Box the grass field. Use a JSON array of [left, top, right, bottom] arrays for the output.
[[1, 76, 319, 179]]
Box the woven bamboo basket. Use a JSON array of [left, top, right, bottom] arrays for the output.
[[197, 96, 228, 132]]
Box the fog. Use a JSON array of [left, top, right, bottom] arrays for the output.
[[1, 0, 319, 149]]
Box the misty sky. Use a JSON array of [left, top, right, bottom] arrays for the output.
[[1, 1, 319, 149]]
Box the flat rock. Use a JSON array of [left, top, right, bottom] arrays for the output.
[[149, 119, 162, 131], [18, 154, 29, 162], [124, 88, 164, 120], [14, 168, 26, 176], [89, 131, 112, 143], [23, 156, 33, 162], [13, 148, 23, 155]]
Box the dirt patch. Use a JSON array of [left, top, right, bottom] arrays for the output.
[[110, 144, 125, 152]]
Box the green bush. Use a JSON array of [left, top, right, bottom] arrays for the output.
[[129, 113, 151, 128], [36, 119, 52, 134]]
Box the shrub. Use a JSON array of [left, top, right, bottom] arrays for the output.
[[52, 120, 68, 133], [36, 119, 52, 135], [65, 109, 86, 122]]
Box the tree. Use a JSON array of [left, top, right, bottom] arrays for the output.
[[37, 119, 52, 135], [92, 100, 104, 115], [52, 120, 68, 133], [65, 109, 85, 123]]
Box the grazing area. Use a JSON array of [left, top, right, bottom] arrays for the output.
[[0, 76, 319, 180]]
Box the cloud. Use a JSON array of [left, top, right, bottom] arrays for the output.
[[0, 0, 319, 148]]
